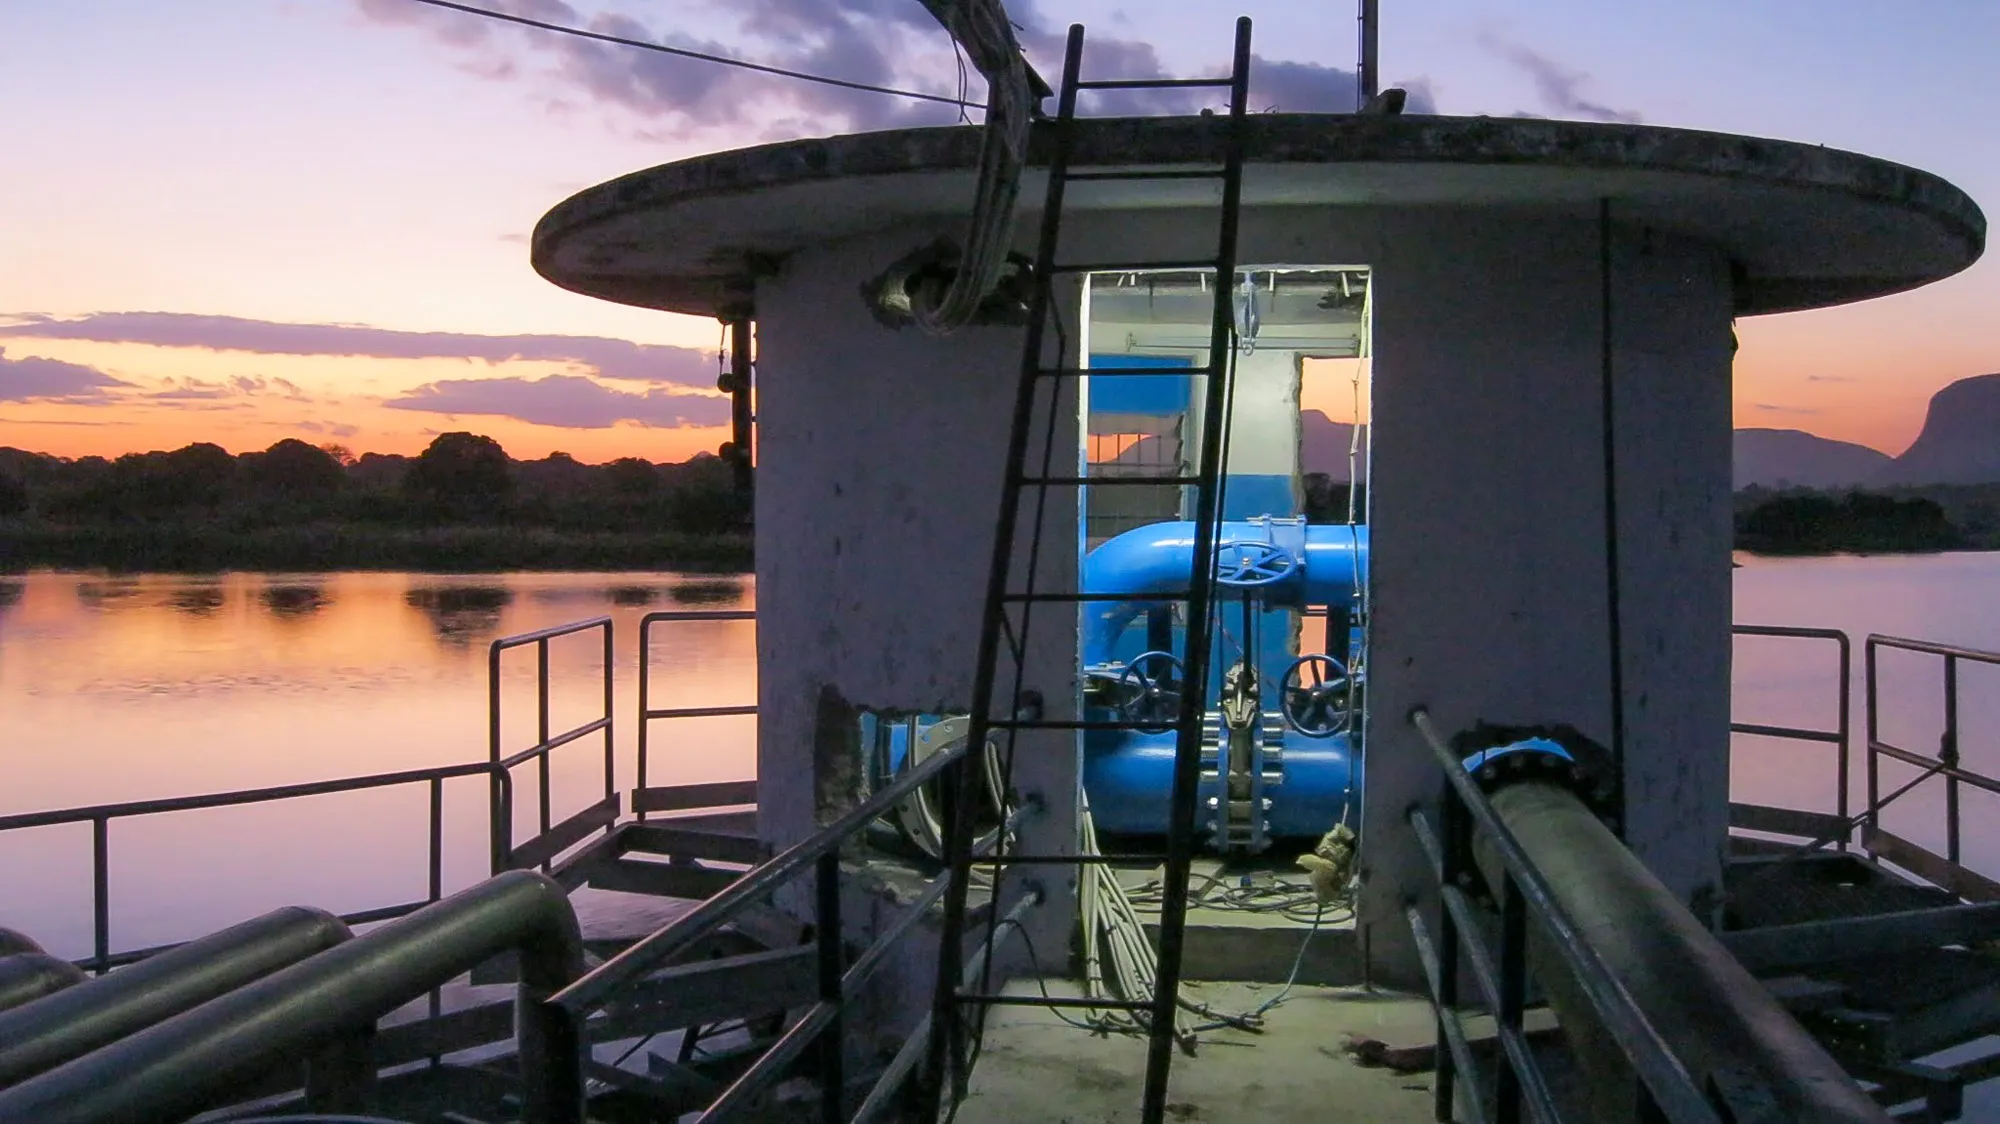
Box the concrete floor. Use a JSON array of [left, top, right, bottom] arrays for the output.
[[950, 978, 1440, 1124]]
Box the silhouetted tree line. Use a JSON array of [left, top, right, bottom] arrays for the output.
[[0, 433, 751, 571], [0, 432, 747, 532], [1735, 489, 1963, 554]]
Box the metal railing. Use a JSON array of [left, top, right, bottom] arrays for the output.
[[1864, 634, 2000, 901], [488, 617, 615, 871], [1407, 710, 1727, 1124], [635, 610, 757, 821], [538, 735, 1028, 1124], [0, 761, 513, 973], [1729, 625, 1851, 849]]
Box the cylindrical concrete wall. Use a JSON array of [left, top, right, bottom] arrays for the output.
[[753, 198, 1735, 987]]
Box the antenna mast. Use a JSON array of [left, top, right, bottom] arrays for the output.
[[1356, 0, 1379, 106]]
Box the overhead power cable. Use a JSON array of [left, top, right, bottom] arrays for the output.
[[398, 0, 978, 109]]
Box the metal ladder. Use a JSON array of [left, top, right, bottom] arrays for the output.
[[928, 17, 1254, 1124]]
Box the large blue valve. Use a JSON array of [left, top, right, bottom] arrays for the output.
[[1214, 539, 1297, 587]]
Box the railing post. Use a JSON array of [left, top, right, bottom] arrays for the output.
[[1835, 632, 1851, 850], [637, 616, 652, 822], [1433, 791, 1463, 1123], [428, 776, 444, 904], [537, 638, 553, 838], [1943, 653, 1961, 865], [817, 849, 845, 1124], [489, 640, 506, 875], [1865, 637, 1881, 840], [91, 817, 109, 975], [601, 619, 616, 813], [1496, 873, 1526, 1124]]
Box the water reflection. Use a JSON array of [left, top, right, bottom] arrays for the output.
[[261, 583, 330, 619], [75, 579, 142, 608], [404, 585, 514, 646], [170, 584, 226, 617], [669, 579, 743, 605], [0, 568, 758, 959], [608, 585, 658, 606]]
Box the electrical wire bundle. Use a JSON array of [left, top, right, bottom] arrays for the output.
[[909, 0, 1034, 335]]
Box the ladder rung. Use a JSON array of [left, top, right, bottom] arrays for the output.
[[1048, 259, 1218, 274], [956, 993, 1158, 1012], [1019, 475, 1202, 487], [1037, 364, 1216, 378], [974, 853, 1167, 865], [1076, 77, 1234, 91], [1066, 168, 1225, 182], [1003, 591, 1192, 603]]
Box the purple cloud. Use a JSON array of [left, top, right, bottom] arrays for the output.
[[1754, 403, 1823, 415], [0, 348, 133, 402], [354, 0, 960, 135], [383, 373, 731, 428], [0, 312, 712, 387], [297, 420, 363, 438], [1477, 31, 1640, 124], [353, 0, 1432, 138]]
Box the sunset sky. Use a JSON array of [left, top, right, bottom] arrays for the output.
[[2, 0, 1994, 464]]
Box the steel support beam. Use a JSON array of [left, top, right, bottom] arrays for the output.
[[1724, 902, 2000, 975]]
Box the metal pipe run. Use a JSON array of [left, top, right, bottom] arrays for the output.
[[1478, 780, 1889, 1123], [0, 954, 86, 1016], [0, 906, 352, 1090], [0, 871, 584, 1124]]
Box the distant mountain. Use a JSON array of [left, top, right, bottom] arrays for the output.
[[1102, 409, 1365, 481], [1734, 429, 1890, 490], [1873, 373, 2000, 486], [1301, 410, 1364, 481]]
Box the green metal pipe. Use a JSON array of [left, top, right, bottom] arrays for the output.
[[1478, 780, 1889, 1123], [0, 906, 352, 1090]]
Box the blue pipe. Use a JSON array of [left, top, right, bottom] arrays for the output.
[[1082, 520, 1369, 666]]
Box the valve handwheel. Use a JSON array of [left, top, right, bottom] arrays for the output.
[[1281, 653, 1351, 738], [1116, 650, 1185, 734], [1214, 540, 1295, 587]]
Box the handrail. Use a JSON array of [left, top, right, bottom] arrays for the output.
[[0, 870, 583, 1124], [1864, 633, 2000, 893], [1409, 709, 1723, 1124], [0, 761, 512, 972], [636, 610, 756, 820], [543, 728, 1022, 1124], [552, 737, 974, 1012], [490, 616, 615, 871], [1729, 624, 1851, 847]]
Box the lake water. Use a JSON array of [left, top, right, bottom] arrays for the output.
[[2, 556, 1999, 961]]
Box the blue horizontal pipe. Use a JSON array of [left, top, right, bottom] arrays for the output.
[[1084, 729, 1357, 837], [1083, 521, 1368, 665]]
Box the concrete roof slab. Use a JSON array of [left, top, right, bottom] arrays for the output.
[[531, 114, 1985, 319]]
